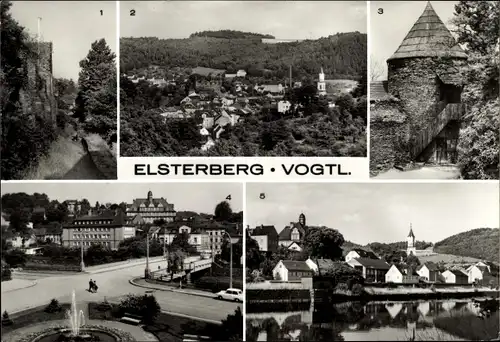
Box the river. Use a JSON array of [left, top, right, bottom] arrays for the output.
[[246, 299, 499, 341]]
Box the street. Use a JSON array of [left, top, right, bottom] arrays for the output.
[[1, 261, 240, 323]]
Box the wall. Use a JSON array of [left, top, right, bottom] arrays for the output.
[[370, 102, 411, 173], [387, 57, 466, 159], [20, 41, 56, 124]]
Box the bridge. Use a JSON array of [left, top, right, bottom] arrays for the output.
[[150, 256, 213, 282]]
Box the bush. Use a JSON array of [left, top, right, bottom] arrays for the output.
[[45, 299, 62, 313], [118, 294, 161, 324], [1, 310, 12, 326], [1, 267, 12, 282], [56, 110, 70, 130], [4, 249, 28, 268], [351, 283, 364, 296]]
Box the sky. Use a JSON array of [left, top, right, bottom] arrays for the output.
[[246, 182, 499, 245], [370, 1, 459, 81], [1, 183, 242, 214], [10, 1, 117, 81], [120, 1, 367, 39]]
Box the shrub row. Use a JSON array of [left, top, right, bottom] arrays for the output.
[[193, 276, 243, 293]]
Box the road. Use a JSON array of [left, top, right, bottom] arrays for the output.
[[1, 262, 240, 323]]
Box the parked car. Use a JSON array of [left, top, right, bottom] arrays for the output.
[[215, 288, 243, 302]]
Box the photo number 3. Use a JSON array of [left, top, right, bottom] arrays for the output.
[[378, 8, 384, 14]]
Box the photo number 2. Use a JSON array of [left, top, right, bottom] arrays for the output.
[[130, 9, 136, 16]]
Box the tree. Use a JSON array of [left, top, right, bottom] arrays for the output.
[[216, 307, 243, 341], [451, 1, 500, 179], [406, 253, 421, 271], [303, 227, 345, 260], [171, 232, 196, 254], [168, 249, 185, 280], [74, 39, 116, 141], [214, 201, 232, 222], [246, 235, 263, 271]]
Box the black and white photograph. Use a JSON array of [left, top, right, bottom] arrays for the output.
[[369, 1, 499, 179], [119, 1, 367, 157], [245, 182, 499, 341], [0, 182, 243, 342], [1, 1, 118, 180]]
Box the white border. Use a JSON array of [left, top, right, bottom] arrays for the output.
[[116, 0, 121, 177]]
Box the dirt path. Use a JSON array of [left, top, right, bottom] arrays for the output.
[[23, 126, 106, 180]]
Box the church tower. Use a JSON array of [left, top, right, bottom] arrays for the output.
[[317, 68, 326, 96], [407, 224, 416, 255], [299, 213, 306, 227], [147, 190, 153, 201]]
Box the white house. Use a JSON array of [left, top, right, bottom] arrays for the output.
[[277, 100, 292, 114], [385, 264, 419, 284], [467, 263, 491, 284], [416, 262, 440, 282], [347, 258, 390, 282], [305, 258, 337, 274], [272, 260, 313, 282], [442, 269, 468, 284], [199, 127, 209, 136], [236, 69, 247, 77], [221, 97, 234, 106], [345, 249, 379, 263], [287, 241, 302, 252]]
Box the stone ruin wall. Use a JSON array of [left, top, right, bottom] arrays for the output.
[[370, 103, 412, 173], [387, 57, 467, 159], [19, 41, 57, 125]]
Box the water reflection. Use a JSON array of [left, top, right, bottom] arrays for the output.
[[246, 299, 499, 341]]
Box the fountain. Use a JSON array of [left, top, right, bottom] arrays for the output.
[[30, 290, 125, 342]]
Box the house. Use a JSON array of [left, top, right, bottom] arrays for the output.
[[287, 241, 302, 252], [277, 100, 292, 114], [221, 97, 234, 106], [278, 213, 307, 248], [250, 225, 278, 252], [199, 127, 210, 136], [33, 223, 63, 244], [236, 69, 247, 77], [442, 269, 469, 284], [347, 258, 390, 283], [126, 191, 176, 223], [306, 258, 338, 274], [385, 264, 420, 284], [192, 67, 225, 78], [202, 115, 215, 129], [345, 248, 379, 262], [257, 84, 284, 95], [468, 264, 492, 284], [214, 125, 225, 139], [225, 74, 237, 79], [416, 262, 440, 282], [273, 260, 313, 281]]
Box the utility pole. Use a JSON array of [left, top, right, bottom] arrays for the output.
[[145, 231, 150, 279], [224, 232, 233, 288]]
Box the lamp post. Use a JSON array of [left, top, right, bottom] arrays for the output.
[[145, 231, 150, 279], [80, 231, 85, 271], [223, 232, 233, 289]]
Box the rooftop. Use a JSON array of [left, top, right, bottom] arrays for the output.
[[388, 2, 467, 62]]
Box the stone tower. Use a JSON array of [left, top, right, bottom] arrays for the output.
[[387, 1, 467, 164], [299, 213, 306, 227], [407, 224, 416, 256], [317, 68, 326, 96]]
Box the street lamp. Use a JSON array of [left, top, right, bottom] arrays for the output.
[[145, 231, 150, 279], [80, 231, 85, 271], [223, 231, 233, 289]]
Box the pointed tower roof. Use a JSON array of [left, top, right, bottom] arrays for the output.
[[388, 2, 467, 62], [320, 67, 324, 74], [408, 224, 415, 238]]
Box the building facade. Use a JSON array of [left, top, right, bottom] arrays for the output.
[[126, 191, 176, 223], [273, 260, 314, 281], [317, 68, 326, 96], [62, 210, 137, 250], [250, 225, 279, 252]]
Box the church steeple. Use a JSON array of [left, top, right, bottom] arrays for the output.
[[299, 213, 306, 227], [317, 67, 326, 95], [408, 223, 415, 238]]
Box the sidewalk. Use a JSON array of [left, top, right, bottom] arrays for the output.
[[1, 278, 37, 293], [130, 277, 216, 299]]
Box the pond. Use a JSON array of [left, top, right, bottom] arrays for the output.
[[246, 299, 499, 341]]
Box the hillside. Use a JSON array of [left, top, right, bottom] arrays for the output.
[[433, 228, 499, 263], [120, 32, 367, 80]]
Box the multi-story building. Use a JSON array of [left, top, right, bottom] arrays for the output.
[[249, 224, 279, 252], [62, 210, 137, 250], [126, 191, 176, 223]]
